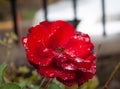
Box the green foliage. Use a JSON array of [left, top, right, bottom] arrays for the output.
[[46, 78, 65, 89], [0, 83, 21, 89], [0, 32, 18, 48], [47, 83, 60, 89], [0, 63, 7, 85], [18, 66, 30, 74], [0, 64, 22, 89], [52, 78, 65, 89]]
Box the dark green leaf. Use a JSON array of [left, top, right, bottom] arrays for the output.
[[47, 83, 60, 89], [0, 63, 7, 85], [52, 78, 65, 89], [18, 80, 28, 88], [0, 83, 21, 89]]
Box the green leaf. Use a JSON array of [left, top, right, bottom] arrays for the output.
[[18, 80, 28, 88], [0, 63, 7, 85], [52, 78, 65, 89], [47, 83, 60, 89], [0, 83, 21, 89], [18, 66, 30, 74]]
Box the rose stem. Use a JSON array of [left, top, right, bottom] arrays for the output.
[[43, 78, 53, 89], [39, 78, 46, 89], [103, 62, 120, 89]]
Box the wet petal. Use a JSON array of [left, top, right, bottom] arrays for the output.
[[22, 24, 51, 67], [37, 66, 57, 78], [37, 64, 75, 80], [64, 32, 94, 58], [48, 20, 75, 50], [56, 69, 75, 80], [71, 58, 96, 73], [25, 46, 54, 67], [61, 62, 77, 70], [76, 70, 95, 86], [57, 77, 76, 87], [34, 46, 54, 66], [22, 37, 28, 49], [85, 54, 96, 61], [26, 49, 39, 67], [40, 21, 54, 35]]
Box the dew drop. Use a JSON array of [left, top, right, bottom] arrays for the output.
[[64, 77, 68, 80], [80, 45, 82, 48], [85, 38, 89, 42], [49, 73, 54, 77], [75, 58, 83, 62], [43, 48, 48, 52], [23, 37, 28, 43], [23, 37, 28, 49], [88, 48, 90, 51], [74, 36, 77, 39], [65, 65, 74, 70], [30, 54, 33, 57]]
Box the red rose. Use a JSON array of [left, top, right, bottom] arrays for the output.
[[22, 20, 96, 86]]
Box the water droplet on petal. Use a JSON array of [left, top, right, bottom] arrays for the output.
[[85, 38, 89, 42], [22, 37, 28, 49], [64, 65, 76, 70], [88, 48, 90, 51], [80, 45, 82, 48], [64, 77, 68, 80], [23, 37, 28, 43], [43, 48, 48, 52], [73, 36, 77, 39], [75, 58, 83, 62]]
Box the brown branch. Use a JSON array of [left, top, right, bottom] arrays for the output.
[[43, 78, 53, 89], [103, 62, 120, 89]]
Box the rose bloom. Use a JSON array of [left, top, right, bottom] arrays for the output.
[[22, 20, 96, 86]]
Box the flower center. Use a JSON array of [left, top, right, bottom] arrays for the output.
[[56, 47, 64, 53]]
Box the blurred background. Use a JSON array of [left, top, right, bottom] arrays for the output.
[[0, 0, 120, 89]]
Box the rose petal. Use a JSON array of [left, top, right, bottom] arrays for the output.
[[37, 64, 75, 80], [61, 62, 77, 70], [26, 49, 39, 67], [22, 25, 52, 66], [56, 69, 75, 80], [76, 70, 95, 86], [48, 20, 74, 50], [25, 46, 53, 67], [85, 54, 96, 61], [37, 66, 57, 78], [57, 77, 76, 86], [64, 32, 93, 58], [40, 21, 54, 36], [27, 24, 49, 50], [34, 47, 54, 66], [71, 58, 96, 73]]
